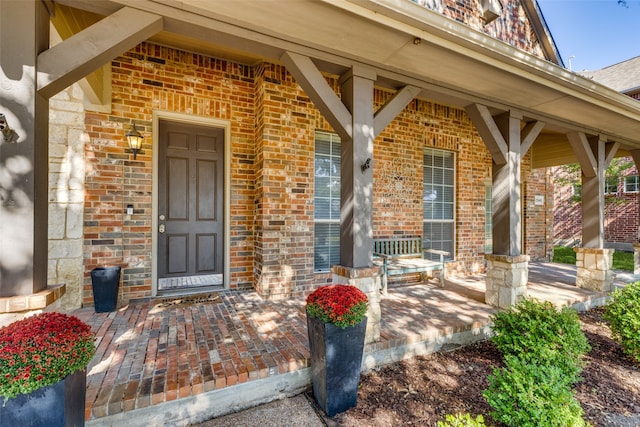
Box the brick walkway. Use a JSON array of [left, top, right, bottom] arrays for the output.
[[74, 262, 614, 425]]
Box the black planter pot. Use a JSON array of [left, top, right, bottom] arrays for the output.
[[0, 369, 86, 427], [307, 315, 367, 417], [90, 267, 121, 312]]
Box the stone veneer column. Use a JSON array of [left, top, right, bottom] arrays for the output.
[[331, 265, 382, 344], [485, 254, 529, 309], [634, 244, 640, 275], [574, 248, 614, 292], [48, 84, 86, 310]]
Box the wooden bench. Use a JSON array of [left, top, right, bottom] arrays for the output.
[[373, 238, 449, 293]]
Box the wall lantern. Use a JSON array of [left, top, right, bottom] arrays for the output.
[[125, 123, 144, 159], [0, 113, 19, 143]]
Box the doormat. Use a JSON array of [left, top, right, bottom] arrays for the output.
[[151, 293, 222, 312]]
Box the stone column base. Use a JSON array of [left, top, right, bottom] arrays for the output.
[[331, 265, 383, 344], [574, 247, 614, 292], [485, 254, 529, 309], [633, 244, 640, 275]]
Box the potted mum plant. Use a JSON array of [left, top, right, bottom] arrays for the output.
[[0, 312, 95, 426], [306, 284, 368, 416]]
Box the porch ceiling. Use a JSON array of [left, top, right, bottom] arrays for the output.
[[53, 0, 640, 165]]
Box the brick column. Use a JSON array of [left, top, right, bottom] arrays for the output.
[[331, 265, 382, 344], [574, 248, 614, 292], [485, 254, 529, 309]]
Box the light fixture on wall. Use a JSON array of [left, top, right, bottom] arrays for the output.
[[0, 113, 19, 143], [125, 123, 144, 159]]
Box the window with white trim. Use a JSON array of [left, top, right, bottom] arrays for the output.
[[314, 132, 341, 272], [423, 148, 455, 260], [485, 185, 492, 254], [605, 177, 618, 195], [624, 176, 639, 193]]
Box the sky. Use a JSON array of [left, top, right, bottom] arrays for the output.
[[536, 0, 640, 72]]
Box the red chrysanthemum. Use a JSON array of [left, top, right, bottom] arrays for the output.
[[0, 312, 95, 400], [306, 285, 368, 328]]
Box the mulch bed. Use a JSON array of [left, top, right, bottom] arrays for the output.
[[317, 307, 640, 427]]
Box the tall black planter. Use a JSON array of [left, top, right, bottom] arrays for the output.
[[0, 369, 86, 427], [90, 267, 121, 312], [307, 315, 367, 417]]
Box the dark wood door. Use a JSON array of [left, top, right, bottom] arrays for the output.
[[158, 120, 224, 285]]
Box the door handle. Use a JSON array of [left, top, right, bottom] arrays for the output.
[[159, 224, 165, 233]]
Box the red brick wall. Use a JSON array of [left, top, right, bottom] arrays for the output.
[[83, 38, 550, 303], [524, 167, 554, 260], [84, 43, 256, 305], [418, 0, 547, 60], [553, 163, 640, 246]]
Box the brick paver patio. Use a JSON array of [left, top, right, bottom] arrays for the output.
[[74, 262, 616, 425]]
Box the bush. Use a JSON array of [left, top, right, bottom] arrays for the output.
[[604, 282, 640, 362], [437, 413, 487, 427], [485, 299, 591, 426], [490, 298, 590, 382], [484, 356, 587, 427]]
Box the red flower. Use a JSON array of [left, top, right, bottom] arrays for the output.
[[0, 312, 95, 400], [306, 285, 368, 328]]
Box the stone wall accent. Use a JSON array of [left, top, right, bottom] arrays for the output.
[[48, 84, 87, 310], [574, 247, 614, 292], [331, 265, 383, 344], [485, 254, 529, 309]]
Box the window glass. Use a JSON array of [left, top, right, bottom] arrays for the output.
[[624, 176, 639, 193], [314, 132, 341, 272], [423, 148, 455, 261]]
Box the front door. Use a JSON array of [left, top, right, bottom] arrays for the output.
[[157, 120, 224, 292]]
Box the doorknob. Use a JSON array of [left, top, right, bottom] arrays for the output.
[[159, 224, 165, 233]]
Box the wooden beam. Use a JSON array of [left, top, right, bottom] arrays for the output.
[[520, 120, 545, 156], [604, 141, 620, 169], [631, 149, 640, 170], [566, 132, 597, 178], [50, 4, 110, 108], [280, 51, 352, 140], [373, 85, 421, 137], [465, 103, 507, 165], [38, 7, 163, 98]]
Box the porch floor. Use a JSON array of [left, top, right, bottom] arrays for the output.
[[74, 262, 624, 426]]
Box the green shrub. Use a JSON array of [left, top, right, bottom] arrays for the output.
[[490, 298, 590, 382], [604, 282, 640, 362], [437, 413, 487, 427], [485, 299, 591, 426], [483, 356, 586, 427]]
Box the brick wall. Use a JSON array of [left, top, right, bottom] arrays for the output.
[[524, 167, 554, 260], [415, 0, 547, 60], [79, 31, 550, 304], [83, 43, 256, 305], [553, 163, 640, 247]]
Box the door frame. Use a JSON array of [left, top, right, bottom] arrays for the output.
[[151, 110, 231, 296]]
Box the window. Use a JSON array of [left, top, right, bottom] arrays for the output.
[[624, 176, 639, 193], [605, 177, 618, 195], [314, 132, 341, 272], [423, 148, 455, 260], [485, 185, 492, 254]]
